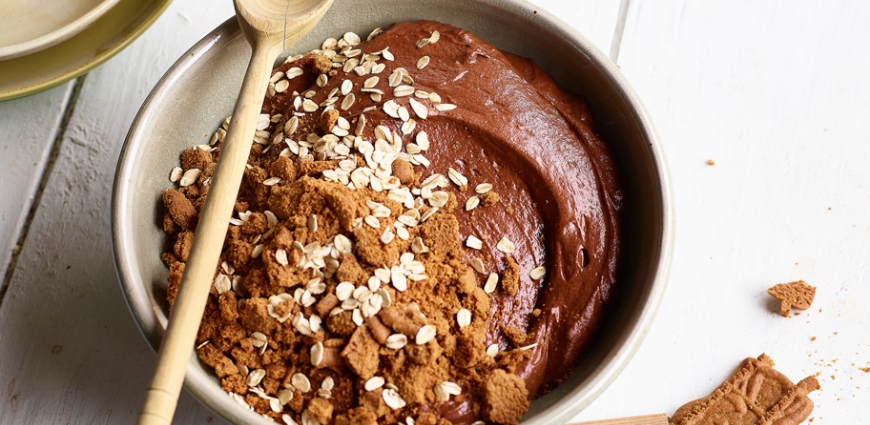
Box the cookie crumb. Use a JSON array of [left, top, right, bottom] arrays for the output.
[[311, 54, 332, 74], [706, 159, 715, 166], [163, 189, 198, 230], [391, 159, 414, 185], [181, 147, 213, 170], [767, 280, 816, 317], [307, 398, 334, 424], [478, 191, 500, 207], [300, 160, 341, 176], [321, 108, 339, 133], [482, 369, 529, 425], [502, 256, 520, 296], [502, 325, 528, 347]]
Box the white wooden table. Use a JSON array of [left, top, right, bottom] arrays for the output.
[[2, 0, 868, 423]]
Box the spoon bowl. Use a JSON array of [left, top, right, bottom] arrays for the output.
[[234, 0, 332, 52]]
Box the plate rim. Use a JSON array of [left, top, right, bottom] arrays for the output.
[[0, 0, 124, 60], [0, 0, 173, 101]]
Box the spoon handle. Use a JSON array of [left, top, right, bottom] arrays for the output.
[[137, 42, 278, 425], [567, 414, 670, 425]]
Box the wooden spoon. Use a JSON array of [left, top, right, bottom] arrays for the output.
[[568, 413, 669, 425], [136, 1, 332, 424]]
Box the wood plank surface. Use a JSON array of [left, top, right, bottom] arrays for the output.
[[0, 83, 72, 283], [572, 1, 870, 423], [569, 414, 668, 425], [0, 2, 236, 424], [0, 1, 624, 424], [533, 0, 624, 59]]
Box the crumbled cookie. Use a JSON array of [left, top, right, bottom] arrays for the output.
[[482, 369, 529, 425], [342, 326, 380, 379], [321, 108, 340, 133], [768, 280, 816, 317], [307, 398, 335, 424], [181, 146, 213, 170], [162, 189, 197, 230], [173, 230, 193, 262], [296, 160, 339, 178], [479, 191, 500, 207], [502, 325, 528, 347], [269, 156, 298, 182], [311, 54, 332, 74], [197, 344, 238, 379], [502, 256, 520, 296], [391, 159, 414, 185], [341, 407, 378, 425], [669, 354, 819, 425]]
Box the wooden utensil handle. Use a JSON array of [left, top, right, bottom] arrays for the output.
[[567, 413, 670, 425], [137, 42, 278, 425]]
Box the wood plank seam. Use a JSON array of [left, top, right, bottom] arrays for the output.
[[609, 0, 631, 63], [0, 76, 85, 308]]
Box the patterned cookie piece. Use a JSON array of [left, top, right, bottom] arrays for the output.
[[768, 280, 816, 317], [670, 354, 819, 425]]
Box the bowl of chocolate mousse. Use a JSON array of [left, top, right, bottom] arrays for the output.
[[113, 0, 672, 424]]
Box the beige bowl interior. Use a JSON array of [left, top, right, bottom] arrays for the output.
[[114, 0, 672, 424]]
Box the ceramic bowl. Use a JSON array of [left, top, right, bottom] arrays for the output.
[[114, 0, 672, 423]]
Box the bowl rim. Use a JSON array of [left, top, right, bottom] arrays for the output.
[[113, 1, 673, 423]]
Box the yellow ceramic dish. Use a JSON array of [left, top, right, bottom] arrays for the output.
[[0, 0, 172, 101]]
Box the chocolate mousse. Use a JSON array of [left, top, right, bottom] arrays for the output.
[[161, 20, 622, 425]]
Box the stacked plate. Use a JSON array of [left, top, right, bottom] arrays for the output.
[[0, 0, 172, 100]]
